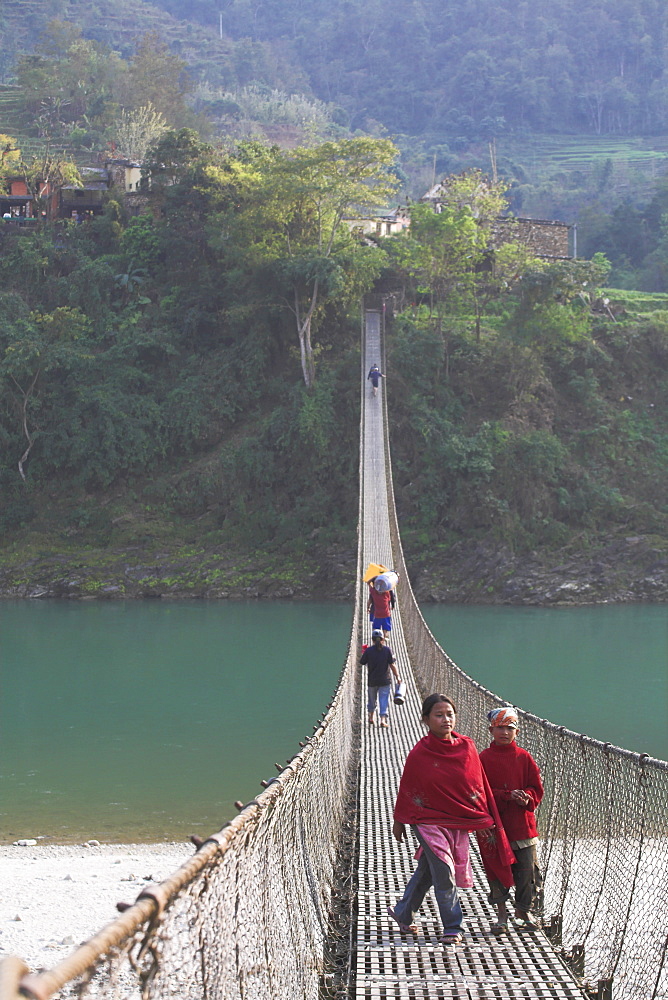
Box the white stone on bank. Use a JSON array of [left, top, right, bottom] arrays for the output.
[[0, 843, 191, 973]]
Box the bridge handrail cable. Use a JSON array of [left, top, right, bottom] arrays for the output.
[[1, 308, 666, 1000], [0, 329, 371, 999], [377, 304, 668, 1000]]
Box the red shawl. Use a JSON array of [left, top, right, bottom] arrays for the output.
[[394, 731, 515, 887]]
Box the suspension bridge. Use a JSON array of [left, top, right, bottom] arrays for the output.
[[1, 308, 667, 1000]]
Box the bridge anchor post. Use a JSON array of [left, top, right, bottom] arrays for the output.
[[584, 977, 613, 1000], [545, 914, 562, 945], [568, 943, 585, 977], [596, 978, 612, 1000]]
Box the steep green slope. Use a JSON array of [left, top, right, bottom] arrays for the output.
[[0, 0, 299, 92], [387, 295, 668, 603], [0, 140, 666, 604], [1, 290, 667, 603]]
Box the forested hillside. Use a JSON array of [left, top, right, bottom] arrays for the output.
[[0, 142, 666, 603], [5, 0, 668, 138], [1, 0, 667, 600], [0, 0, 301, 93], [0, 0, 668, 172], [210, 0, 668, 138]]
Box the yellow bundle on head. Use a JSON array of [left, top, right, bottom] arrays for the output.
[[363, 562, 388, 583]]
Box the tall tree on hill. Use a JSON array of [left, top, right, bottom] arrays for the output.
[[142, 128, 211, 188], [392, 170, 513, 362], [251, 137, 399, 387], [0, 301, 93, 481], [109, 103, 169, 163], [0, 134, 20, 173], [127, 33, 196, 129], [17, 21, 125, 135]]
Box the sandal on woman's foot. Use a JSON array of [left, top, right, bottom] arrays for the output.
[[514, 913, 538, 930], [387, 906, 417, 935], [441, 933, 463, 948], [490, 920, 508, 936]]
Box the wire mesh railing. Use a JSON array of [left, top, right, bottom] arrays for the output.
[[2, 661, 363, 1000], [0, 347, 369, 1000], [1, 304, 666, 1000], [381, 313, 668, 999]]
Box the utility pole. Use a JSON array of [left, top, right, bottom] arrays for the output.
[[489, 138, 498, 183]]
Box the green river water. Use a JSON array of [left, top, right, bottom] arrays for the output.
[[1, 600, 666, 843]]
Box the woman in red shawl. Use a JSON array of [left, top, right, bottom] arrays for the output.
[[388, 694, 515, 947]]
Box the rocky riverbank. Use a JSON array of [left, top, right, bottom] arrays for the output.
[[1, 534, 666, 604], [0, 842, 191, 973], [410, 534, 668, 605], [0, 542, 357, 601]]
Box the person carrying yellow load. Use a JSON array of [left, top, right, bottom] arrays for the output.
[[365, 567, 398, 641]]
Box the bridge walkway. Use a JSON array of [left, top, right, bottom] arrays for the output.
[[3, 309, 662, 1000], [355, 308, 585, 1000]]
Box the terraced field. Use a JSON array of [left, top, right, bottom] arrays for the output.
[[0, 85, 100, 164], [0, 0, 237, 86], [0, 86, 24, 133], [502, 132, 668, 176], [604, 287, 668, 312]]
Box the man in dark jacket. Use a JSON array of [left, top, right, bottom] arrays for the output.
[[367, 364, 386, 396], [360, 629, 401, 727]]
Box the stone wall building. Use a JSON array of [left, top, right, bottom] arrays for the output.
[[420, 181, 575, 258], [490, 217, 573, 259]]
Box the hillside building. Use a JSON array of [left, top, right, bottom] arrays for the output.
[[420, 182, 575, 258]]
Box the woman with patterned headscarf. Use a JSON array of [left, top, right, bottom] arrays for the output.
[[479, 706, 544, 934]]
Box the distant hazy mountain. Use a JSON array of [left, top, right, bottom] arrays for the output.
[[4, 0, 667, 141]]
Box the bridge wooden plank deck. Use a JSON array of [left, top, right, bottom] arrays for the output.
[[355, 309, 586, 999]]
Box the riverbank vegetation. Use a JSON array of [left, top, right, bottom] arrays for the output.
[[388, 295, 668, 600], [0, 132, 667, 602]]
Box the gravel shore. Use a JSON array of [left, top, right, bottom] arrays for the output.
[[0, 842, 191, 973]]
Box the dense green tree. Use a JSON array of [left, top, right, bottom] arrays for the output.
[[0, 134, 21, 168], [390, 171, 534, 350], [142, 128, 213, 188], [0, 301, 93, 479], [126, 32, 196, 128], [231, 137, 399, 386], [578, 176, 668, 288], [16, 22, 125, 137]]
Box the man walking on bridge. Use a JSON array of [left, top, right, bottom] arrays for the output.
[[360, 629, 401, 727], [367, 363, 385, 396], [367, 574, 396, 640]]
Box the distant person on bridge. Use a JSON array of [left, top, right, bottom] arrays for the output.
[[360, 629, 401, 727], [367, 573, 396, 640], [388, 694, 514, 949], [367, 363, 385, 396], [480, 706, 544, 935]]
